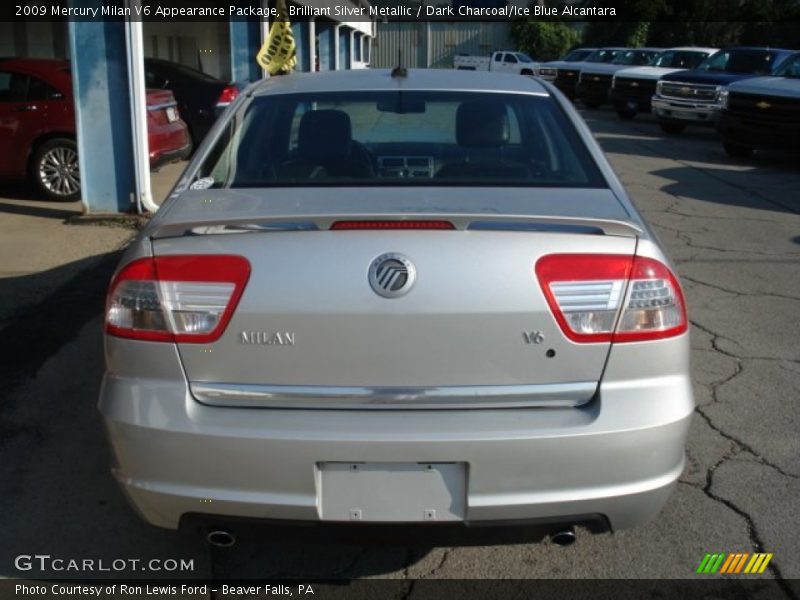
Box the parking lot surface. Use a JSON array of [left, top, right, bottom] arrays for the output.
[[0, 110, 798, 586]]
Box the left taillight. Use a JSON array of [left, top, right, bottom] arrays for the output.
[[104, 255, 250, 343]]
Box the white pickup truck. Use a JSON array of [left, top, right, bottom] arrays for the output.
[[454, 51, 538, 75]]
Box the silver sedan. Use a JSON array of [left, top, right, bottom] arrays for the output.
[[99, 68, 692, 543]]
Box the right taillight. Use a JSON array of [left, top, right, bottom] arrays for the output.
[[535, 254, 687, 344], [216, 85, 239, 108]]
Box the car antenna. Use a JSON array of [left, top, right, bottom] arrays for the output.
[[391, 49, 407, 78]]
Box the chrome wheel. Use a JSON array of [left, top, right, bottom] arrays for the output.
[[38, 145, 80, 198]]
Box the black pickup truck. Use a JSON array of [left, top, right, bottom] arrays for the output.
[[717, 52, 800, 157]]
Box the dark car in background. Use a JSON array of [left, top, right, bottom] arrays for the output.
[[144, 58, 239, 146], [716, 51, 800, 157], [575, 48, 662, 109], [535, 48, 597, 81], [553, 48, 627, 100], [0, 58, 191, 200], [651, 46, 795, 134]]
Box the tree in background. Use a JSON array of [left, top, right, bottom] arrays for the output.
[[510, 20, 581, 61], [580, 0, 666, 46], [512, 0, 799, 60], [584, 0, 800, 49]]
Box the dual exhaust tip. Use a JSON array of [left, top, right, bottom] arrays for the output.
[[550, 527, 577, 547], [206, 527, 577, 548]]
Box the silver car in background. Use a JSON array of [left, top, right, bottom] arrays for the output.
[[100, 69, 692, 542]]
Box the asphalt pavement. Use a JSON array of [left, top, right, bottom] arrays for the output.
[[0, 109, 798, 590]]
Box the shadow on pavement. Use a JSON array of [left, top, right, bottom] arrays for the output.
[[0, 254, 435, 580], [651, 166, 800, 214], [0, 200, 81, 221]]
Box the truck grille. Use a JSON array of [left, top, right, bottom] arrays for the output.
[[582, 73, 612, 84], [659, 81, 719, 103], [555, 68, 580, 85], [727, 92, 800, 122], [614, 77, 657, 98]]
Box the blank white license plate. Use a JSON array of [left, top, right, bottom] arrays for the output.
[[318, 462, 466, 522], [673, 110, 697, 120], [166, 106, 178, 122]]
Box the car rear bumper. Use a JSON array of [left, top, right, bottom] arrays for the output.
[[652, 96, 720, 125], [149, 122, 192, 169], [99, 335, 693, 533]]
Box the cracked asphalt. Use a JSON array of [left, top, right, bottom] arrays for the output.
[[0, 109, 797, 591]]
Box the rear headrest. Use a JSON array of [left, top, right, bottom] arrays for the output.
[[298, 110, 353, 161], [456, 100, 510, 148]]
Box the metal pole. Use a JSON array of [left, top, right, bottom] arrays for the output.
[[125, 0, 159, 213]]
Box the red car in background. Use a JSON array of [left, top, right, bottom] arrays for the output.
[[0, 58, 191, 201]]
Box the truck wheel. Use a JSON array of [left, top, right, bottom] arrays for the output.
[[723, 142, 754, 159], [615, 107, 637, 120], [30, 137, 81, 201], [659, 122, 685, 135]]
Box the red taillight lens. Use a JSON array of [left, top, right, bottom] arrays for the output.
[[216, 85, 239, 107], [105, 255, 250, 343], [331, 220, 455, 230], [613, 256, 688, 342], [535, 254, 687, 343]]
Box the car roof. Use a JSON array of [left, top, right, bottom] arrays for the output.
[[721, 46, 795, 53], [666, 47, 718, 53], [250, 68, 551, 97]]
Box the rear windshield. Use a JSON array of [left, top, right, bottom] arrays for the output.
[[152, 60, 221, 83], [198, 91, 607, 188], [697, 49, 782, 75]]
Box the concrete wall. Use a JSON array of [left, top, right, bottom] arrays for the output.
[[143, 22, 232, 81], [0, 22, 69, 59]]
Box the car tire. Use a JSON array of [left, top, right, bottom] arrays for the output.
[[723, 142, 754, 159], [615, 107, 637, 120], [30, 138, 81, 201], [659, 122, 686, 135]]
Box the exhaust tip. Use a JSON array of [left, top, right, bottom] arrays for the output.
[[550, 528, 576, 547], [206, 530, 236, 548]]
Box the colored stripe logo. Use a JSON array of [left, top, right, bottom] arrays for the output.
[[696, 552, 773, 574]]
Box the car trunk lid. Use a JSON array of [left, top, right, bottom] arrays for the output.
[[148, 188, 639, 409]]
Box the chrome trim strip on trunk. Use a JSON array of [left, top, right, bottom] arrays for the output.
[[190, 381, 598, 410]]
